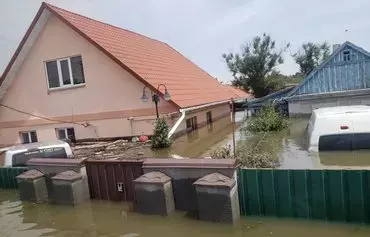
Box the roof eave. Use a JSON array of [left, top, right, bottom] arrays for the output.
[[0, 3, 50, 98], [1, 3, 181, 110]]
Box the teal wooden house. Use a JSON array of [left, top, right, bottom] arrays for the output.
[[285, 42, 370, 115]]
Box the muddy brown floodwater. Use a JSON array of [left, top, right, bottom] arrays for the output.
[[155, 112, 370, 169], [0, 190, 370, 237]]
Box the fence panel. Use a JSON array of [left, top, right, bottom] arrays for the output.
[[238, 168, 370, 223], [0, 167, 28, 189], [85, 159, 143, 202]]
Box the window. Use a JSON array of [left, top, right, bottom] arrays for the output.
[[12, 147, 67, 167], [56, 127, 76, 142], [206, 111, 213, 125], [20, 131, 38, 144], [343, 50, 351, 61], [45, 56, 85, 89], [318, 133, 370, 151], [186, 116, 198, 131]]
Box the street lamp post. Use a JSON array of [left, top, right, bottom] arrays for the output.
[[141, 84, 171, 118]]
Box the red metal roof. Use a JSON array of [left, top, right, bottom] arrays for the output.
[[41, 3, 239, 108]]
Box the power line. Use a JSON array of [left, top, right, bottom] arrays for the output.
[[0, 103, 89, 127]]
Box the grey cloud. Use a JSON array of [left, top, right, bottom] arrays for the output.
[[1, 0, 370, 83]]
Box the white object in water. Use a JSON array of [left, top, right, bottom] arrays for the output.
[[307, 105, 370, 152], [4, 140, 73, 167]]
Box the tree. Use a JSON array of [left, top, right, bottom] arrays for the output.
[[151, 118, 172, 149], [293, 42, 330, 76], [223, 33, 289, 98]]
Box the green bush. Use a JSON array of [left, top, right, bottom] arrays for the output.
[[151, 118, 172, 149], [246, 105, 287, 132], [211, 139, 278, 168], [211, 145, 232, 159]]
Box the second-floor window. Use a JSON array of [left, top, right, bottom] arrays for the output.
[[343, 50, 351, 62], [56, 127, 76, 142], [20, 131, 38, 144], [45, 56, 85, 89]]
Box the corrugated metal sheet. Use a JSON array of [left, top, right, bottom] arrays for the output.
[[292, 43, 370, 96], [0, 167, 28, 189], [238, 169, 370, 223]]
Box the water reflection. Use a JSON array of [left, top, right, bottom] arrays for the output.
[[150, 113, 245, 158], [1, 190, 370, 237], [207, 116, 370, 169]]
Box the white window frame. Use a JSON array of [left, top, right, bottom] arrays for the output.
[[20, 131, 37, 144], [44, 55, 85, 90], [55, 127, 75, 140]]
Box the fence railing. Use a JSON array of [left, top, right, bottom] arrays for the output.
[[0, 167, 28, 189], [238, 168, 370, 223]]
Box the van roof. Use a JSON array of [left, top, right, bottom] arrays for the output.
[[314, 105, 370, 117], [7, 140, 68, 151]]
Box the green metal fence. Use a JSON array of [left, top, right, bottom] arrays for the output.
[[0, 167, 27, 189], [238, 168, 370, 223]]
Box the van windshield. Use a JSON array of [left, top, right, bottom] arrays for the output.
[[12, 147, 67, 167], [318, 133, 370, 151]]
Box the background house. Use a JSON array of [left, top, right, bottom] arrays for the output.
[[246, 86, 296, 116], [0, 3, 242, 146], [285, 42, 370, 115]]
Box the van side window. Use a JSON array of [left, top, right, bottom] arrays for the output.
[[319, 133, 370, 151], [20, 131, 38, 144], [12, 147, 68, 167]]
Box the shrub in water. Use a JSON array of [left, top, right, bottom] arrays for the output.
[[151, 118, 172, 149], [211, 139, 278, 168], [246, 105, 287, 132]]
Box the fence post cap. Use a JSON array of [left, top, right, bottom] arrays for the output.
[[193, 172, 235, 188], [52, 170, 82, 182], [16, 169, 44, 180], [134, 171, 171, 184]]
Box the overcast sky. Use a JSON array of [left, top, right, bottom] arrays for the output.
[[1, 0, 370, 82]]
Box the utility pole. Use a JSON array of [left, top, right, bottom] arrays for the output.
[[231, 98, 236, 159]]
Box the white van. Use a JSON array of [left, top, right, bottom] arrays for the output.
[[4, 140, 74, 167], [307, 105, 370, 152]]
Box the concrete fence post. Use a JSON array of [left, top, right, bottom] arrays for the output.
[[193, 172, 240, 224], [16, 169, 48, 203], [134, 171, 175, 216]]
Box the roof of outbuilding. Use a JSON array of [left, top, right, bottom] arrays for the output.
[[1, 2, 238, 109], [224, 86, 253, 99]]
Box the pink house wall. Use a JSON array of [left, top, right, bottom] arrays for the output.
[[0, 15, 177, 145], [175, 103, 230, 133]]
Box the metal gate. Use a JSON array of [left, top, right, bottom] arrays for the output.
[[85, 159, 143, 202]]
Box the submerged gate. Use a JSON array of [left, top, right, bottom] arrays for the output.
[[85, 159, 143, 202]]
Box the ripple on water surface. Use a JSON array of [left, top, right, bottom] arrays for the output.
[[0, 190, 370, 236]]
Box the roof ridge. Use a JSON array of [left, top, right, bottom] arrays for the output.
[[44, 2, 166, 45]]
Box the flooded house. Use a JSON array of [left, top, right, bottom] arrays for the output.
[[285, 42, 370, 115], [246, 86, 296, 116], [0, 3, 248, 146]]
